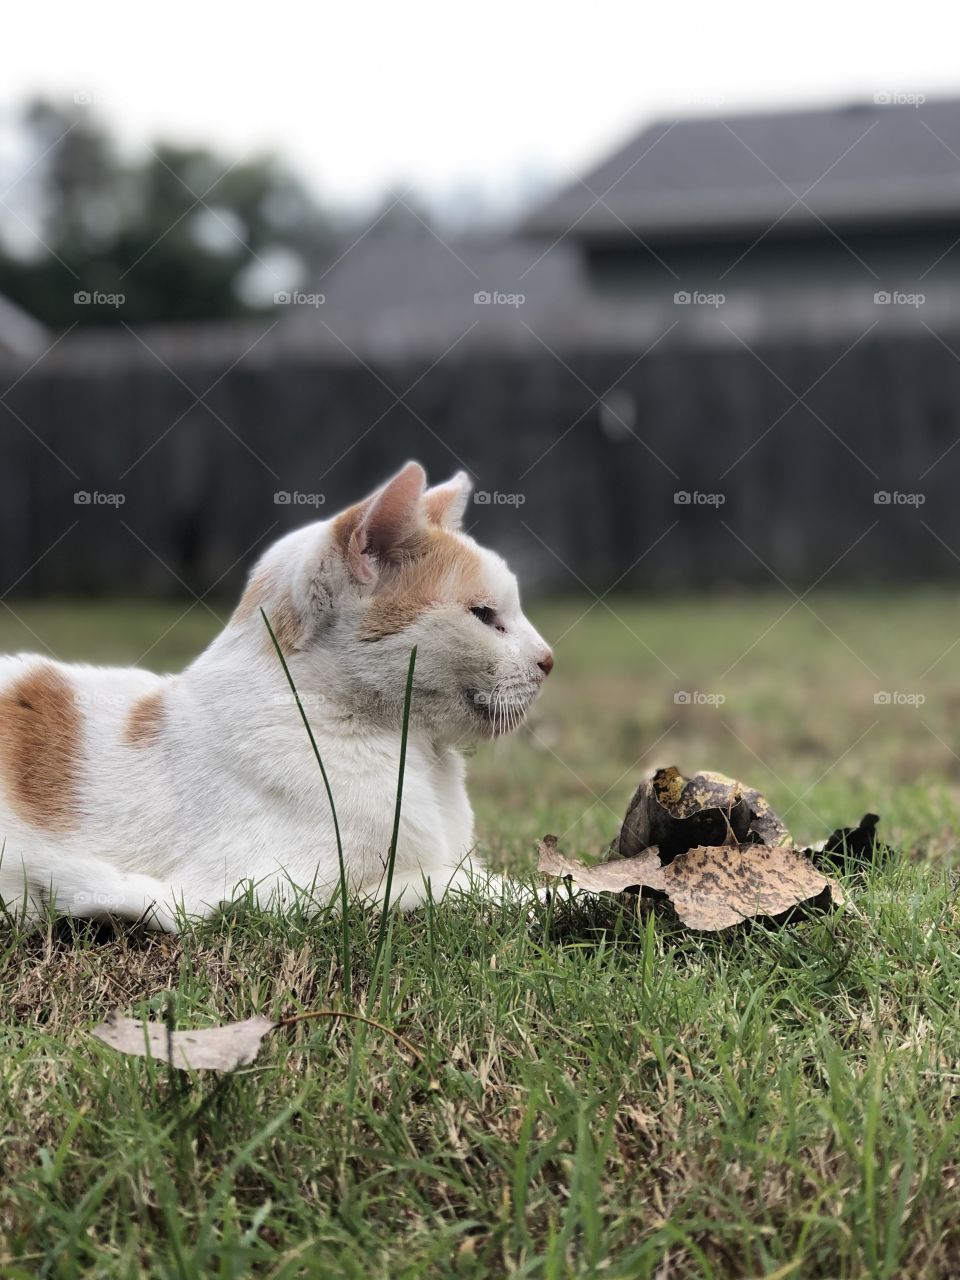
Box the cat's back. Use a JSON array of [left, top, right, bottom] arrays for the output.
[[0, 653, 170, 835], [0, 652, 166, 741]]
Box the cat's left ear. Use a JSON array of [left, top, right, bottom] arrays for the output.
[[344, 461, 427, 584], [424, 471, 472, 531]]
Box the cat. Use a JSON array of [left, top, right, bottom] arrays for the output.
[[0, 462, 553, 931]]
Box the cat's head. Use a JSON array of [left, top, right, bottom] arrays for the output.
[[236, 462, 553, 743]]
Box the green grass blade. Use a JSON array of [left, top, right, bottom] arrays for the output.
[[260, 608, 351, 991], [373, 645, 417, 976]]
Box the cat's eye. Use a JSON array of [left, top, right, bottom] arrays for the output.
[[470, 605, 496, 626]]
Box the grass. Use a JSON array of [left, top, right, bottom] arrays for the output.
[[2, 590, 960, 1277]]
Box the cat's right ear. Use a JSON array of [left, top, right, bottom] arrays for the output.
[[424, 471, 471, 530], [339, 462, 427, 585]]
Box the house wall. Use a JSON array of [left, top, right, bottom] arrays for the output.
[[583, 221, 960, 300]]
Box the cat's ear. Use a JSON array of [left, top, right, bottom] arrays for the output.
[[424, 471, 471, 531], [344, 461, 426, 584]]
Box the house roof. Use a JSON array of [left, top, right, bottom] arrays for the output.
[[17, 182, 960, 375], [18, 224, 619, 369], [282, 224, 590, 360], [522, 98, 960, 241]]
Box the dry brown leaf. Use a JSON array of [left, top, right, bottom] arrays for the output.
[[660, 843, 845, 931], [618, 766, 792, 861], [91, 1011, 276, 1071], [538, 835, 666, 893], [90, 1007, 425, 1073], [538, 836, 845, 931]]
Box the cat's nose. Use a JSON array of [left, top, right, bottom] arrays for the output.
[[537, 650, 554, 677]]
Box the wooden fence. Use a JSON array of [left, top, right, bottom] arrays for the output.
[[1, 325, 958, 600]]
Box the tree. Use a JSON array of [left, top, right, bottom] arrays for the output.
[[0, 100, 338, 327]]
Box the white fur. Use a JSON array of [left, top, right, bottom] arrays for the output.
[[0, 464, 553, 931]]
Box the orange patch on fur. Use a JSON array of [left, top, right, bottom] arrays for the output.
[[0, 663, 82, 830], [360, 528, 486, 641], [124, 689, 167, 747], [233, 566, 302, 653]]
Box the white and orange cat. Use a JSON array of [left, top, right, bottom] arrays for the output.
[[0, 463, 553, 931]]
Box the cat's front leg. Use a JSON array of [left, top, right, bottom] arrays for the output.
[[363, 858, 549, 912]]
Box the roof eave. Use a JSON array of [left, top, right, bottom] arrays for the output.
[[521, 186, 960, 244]]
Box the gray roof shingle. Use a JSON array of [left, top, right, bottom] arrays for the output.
[[522, 98, 960, 239]]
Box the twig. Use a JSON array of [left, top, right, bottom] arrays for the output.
[[278, 1008, 425, 1064]]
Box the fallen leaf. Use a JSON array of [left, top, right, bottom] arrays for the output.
[[90, 1006, 425, 1073], [618, 766, 792, 862], [538, 835, 666, 893], [661, 843, 844, 930], [91, 1011, 277, 1071], [538, 837, 844, 931]]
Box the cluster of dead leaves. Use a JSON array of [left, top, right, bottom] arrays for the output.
[[537, 765, 888, 932]]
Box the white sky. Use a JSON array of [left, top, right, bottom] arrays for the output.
[[5, 0, 960, 217]]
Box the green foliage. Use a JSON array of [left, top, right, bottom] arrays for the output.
[[0, 99, 337, 326]]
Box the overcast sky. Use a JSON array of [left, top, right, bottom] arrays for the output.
[[5, 1, 959, 217]]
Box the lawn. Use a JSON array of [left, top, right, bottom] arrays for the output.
[[2, 591, 960, 1277]]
